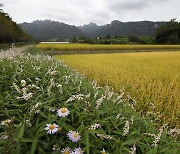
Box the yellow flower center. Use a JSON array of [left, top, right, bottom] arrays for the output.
[[99, 134, 103, 139], [49, 124, 55, 130], [61, 108, 67, 113], [101, 152, 106, 154], [64, 150, 69, 154], [73, 133, 79, 138], [4, 120, 9, 125]]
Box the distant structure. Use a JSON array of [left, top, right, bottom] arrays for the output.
[[40, 42, 70, 44]]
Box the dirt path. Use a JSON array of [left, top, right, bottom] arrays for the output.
[[0, 45, 34, 59]]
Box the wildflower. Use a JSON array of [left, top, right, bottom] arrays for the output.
[[0, 134, 8, 140], [130, 116, 134, 125], [35, 110, 40, 114], [45, 123, 58, 134], [97, 133, 113, 140], [123, 121, 130, 136], [95, 96, 105, 109], [74, 147, 84, 154], [167, 127, 180, 138], [49, 108, 56, 112], [35, 77, 40, 81], [13, 82, 21, 92], [30, 102, 41, 114], [89, 123, 101, 130], [21, 80, 26, 87], [52, 144, 60, 151], [61, 147, 71, 154], [97, 133, 104, 139], [58, 126, 62, 133], [151, 124, 168, 147], [129, 143, 136, 154], [25, 120, 32, 127], [116, 113, 121, 119], [1, 119, 12, 126], [57, 107, 70, 117], [67, 130, 81, 142], [101, 148, 108, 154]]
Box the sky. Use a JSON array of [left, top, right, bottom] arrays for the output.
[[1, 0, 180, 26]]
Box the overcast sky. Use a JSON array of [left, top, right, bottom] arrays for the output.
[[1, 0, 180, 26]]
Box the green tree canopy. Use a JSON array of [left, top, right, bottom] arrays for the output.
[[0, 5, 32, 43], [154, 19, 180, 44], [0, 3, 3, 12]]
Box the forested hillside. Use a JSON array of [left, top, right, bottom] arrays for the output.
[[0, 4, 32, 43]]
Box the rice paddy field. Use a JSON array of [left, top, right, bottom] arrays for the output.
[[37, 43, 180, 52], [55, 51, 180, 128]]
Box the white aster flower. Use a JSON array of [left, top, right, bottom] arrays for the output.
[[101, 148, 109, 154], [61, 147, 71, 154], [74, 147, 84, 154], [67, 130, 81, 142], [1, 119, 12, 126], [45, 123, 58, 134], [57, 107, 70, 117]]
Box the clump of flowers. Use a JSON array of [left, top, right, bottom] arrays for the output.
[[97, 133, 113, 140], [1, 119, 12, 126], [129, 143, 136, 154], [67, 130, 81, 142], [122, 120, 130, 136], [29, 102, 41, 114], [52, 144, 60, 151], [88, 123, 101, 130], [45, 123, 59, 134], [167, 127, 180, 138], [57, 107, 70, 117]]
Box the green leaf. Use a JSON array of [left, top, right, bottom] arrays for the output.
[[85, 131, 90, 154], [121, 138, 141, 145], [31, 137, 38, 154]]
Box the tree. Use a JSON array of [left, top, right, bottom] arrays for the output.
[[154, 19, 180, 44], [0, 3, 3, 12], [0, 10, 32, 43]]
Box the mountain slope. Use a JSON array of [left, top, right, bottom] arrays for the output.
[[19, 20, 85, 41], [79, 20, 166, 38]]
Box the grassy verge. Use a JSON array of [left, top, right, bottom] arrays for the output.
[[0, 42, 35, 50], [0, 48, 179, 153]]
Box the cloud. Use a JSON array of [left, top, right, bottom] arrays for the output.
[[1, 0, 180, 25]]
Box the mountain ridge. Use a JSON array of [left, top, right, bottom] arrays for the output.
[[19, 20, 167, 40]]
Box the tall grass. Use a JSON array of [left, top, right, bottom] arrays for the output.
[[55, 51, 180, 128], [37, 43, 180, 51], [0, 50, 179, 153]]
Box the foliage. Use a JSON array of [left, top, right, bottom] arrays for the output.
[[154, 19, 180, 44], [0, 51, 179, 153], [0, 3, 3, 12], [55, 51, 180, 128], [0, 11, 32, 43]]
